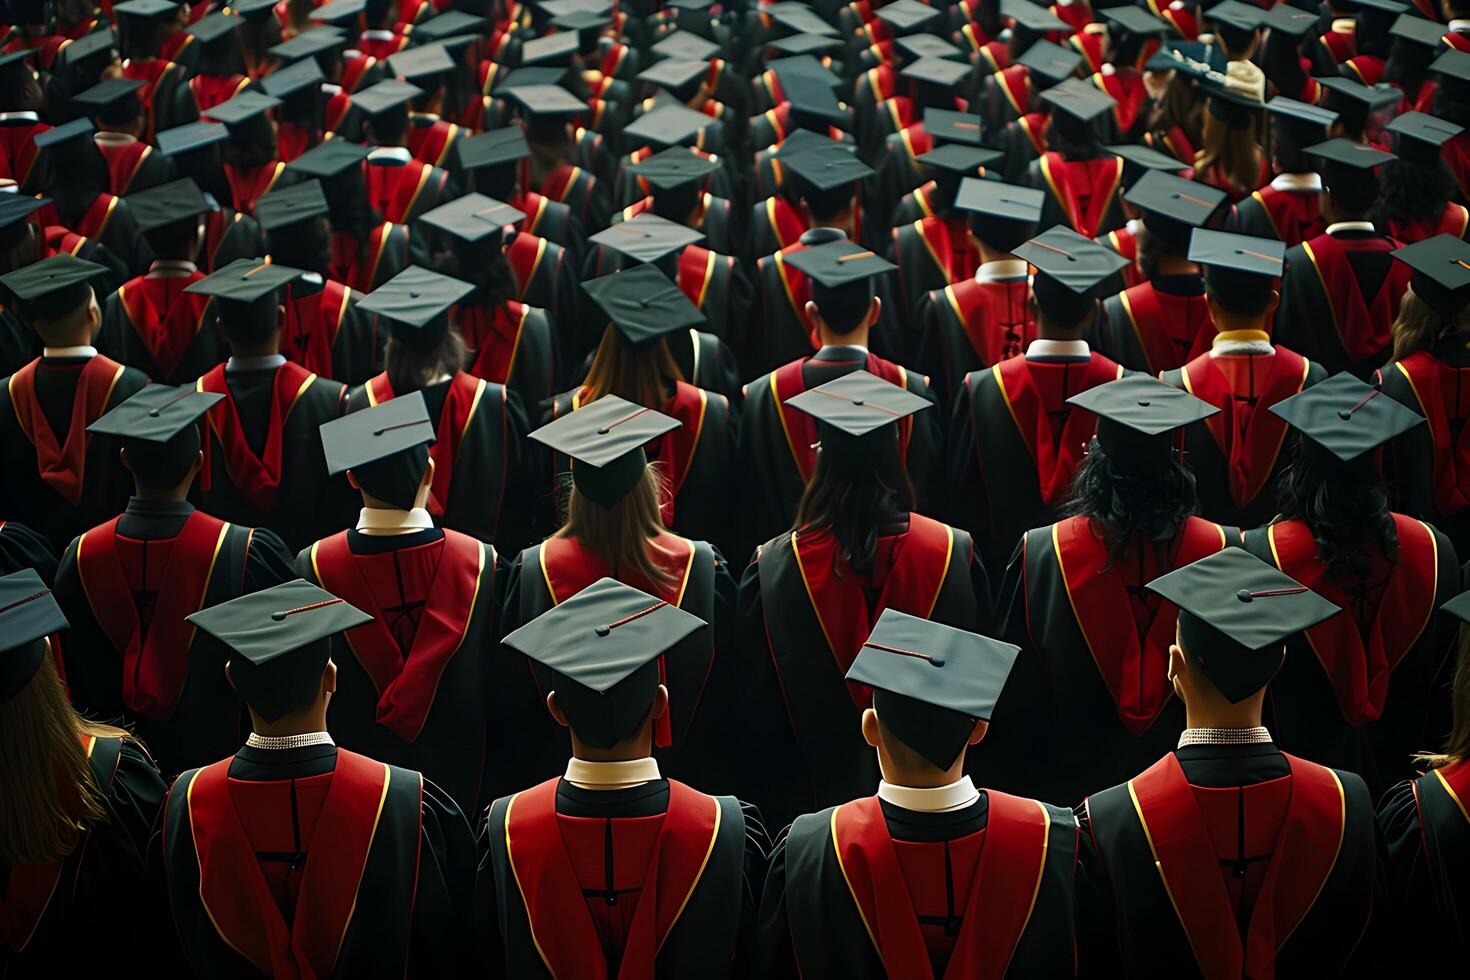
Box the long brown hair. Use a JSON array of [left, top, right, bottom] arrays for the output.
[[0, 650, 127, 866], [1195, 111, 1263, 198], [557, 466, 678, 590], [1421, 629, 1470, 770], [1391, 285, 1470, 361], [384, 328, 468, 394], [582, 326, 684, 408]]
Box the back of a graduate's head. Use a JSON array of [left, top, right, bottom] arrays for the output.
[[865, 691, 984, 779], [215, 294, 283, 350], [121, 427, 202, 492], [795, 422, 915, 574], [809, 280, 875, 335], [383, 323, 467, 395], [1171, 613, 1284, 708], [561, 460, 675, 591], [1031, 274, 1096, 337], [1203, 265, 1277, 321], [229, 643, 335, 725], [23, 285, 98, 347], [221, 116, 279, 170], [649, 181, 704, 225], [583, 327, 683, 409], [1322, 169, 1380, 220], [349, 445, 432, 511], [1061, 433, 1198, 566], [545, 663, 667, 752], [266, 216, 332, 274], [143, 216, 201, 262], [364, 105, 410, 147], [95, 92, 144, 131], [1269, 117, 1319, 175], [801, 183, 855, 224]]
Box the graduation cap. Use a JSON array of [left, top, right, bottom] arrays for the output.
[[0, 194, 48, 249], [623, 102, 714, 148], [1189, 227, 1284, 313], [875, 0, 941, 35], [113, 0, 181, 18], [1390, 13, 1448, 49], [230, 0, 280, 20], [255, 179, 330, 233], [901, 56, 970, 90], [502, 83, 588, 119], [71, 77, 145, 119], [1017, 39, 1083, 86], [784, 71, 848, 127], [1039, 76, 1116, 123], [894, 33, 961, 61], [768, 54, 842, 90], [388, 44, 454, 84], [185, 257, 302, 324], [1124, 170, 1227, 252], [782, 367, 930, 437], [845, 609, 1020, 770], [1067, 374, 1218, 473], [652, 29, 719, 62], [763, 2, 839, 37], [1387, 112, 1464, 167], [529, 393, 682, 506], [1432, 49, 1470, 102], [309, 0, 364, 25], [32, 117, 93, 150], [1261, 2, 1318, 36], [550, 8, 610, 38], [954, 177, 1044, 251], [413, 9, 488, 42], [520, 30, 581, 66], [0, 569, 68, 704], [925, 107, 984, 146], [781, 141, 872, 192], [269, 26, 349, 63], [188, 11, 241, 45], [455, 127, 530, 173], [1207, 0, 1267, 33], [0, 254, 107, 322], [86, 383, 222, 486], [916, 143, 1000, 177], [356, 265, 475, 353], [637, 58, 707, 99], [493, 67, 569, 92], [156, 121, 229, 157], [1005, 0, 1069, 35], [187, 580, 372, 722], [1100, 4, 1167, 36], [1146, 40, 1226, 79], [501, 576, 707, 748], [1437, 588, 1470, 626], [205, 90, 281, 128], [1306, 137, 1394, 204], [1108, 142, 1188, 187], [1393, 234, 1470, 319], [350, 79, 422, 116], [418, 192, 525, 244], [628, 146, 720, 191], [319, 390, 435, 508], [53, 29, 115, 72], [1014, 227, 1128, 324], [1146, 548, 1339, 703], [1315, 76, 1399, 132], [286, 139, 371, 179], [581, 264, 707, 348], [126, 177, 209, 234], [1269, 370, 1425, 462], [1265, 95, 1339, 144], [1203, 62, 1267, 128], [768, 32, 843, 57], [261, 57, 323, 99]]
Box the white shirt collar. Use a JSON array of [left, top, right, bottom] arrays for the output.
[[1125, 217, 1143, 237], [300, 271, 323, 285], [361, 29, 396, 41], [367, 145, 413, 163], [226, 353, 287, 372], [877, 776, 981, 813], [564, 757, 662, 791], [42, 345, 97, 358], [356, 506, 435, 536], [975, 258, 1029, 284], [1270, 172, 1322, 193], [1210, 331, 1275, 356], [1026, 338, 1089, 359], [1325, 220, 1376, 235], [0, 111, 38, 123], [816, 343, 868, 358], [146, 259, 198, 278], [94, 131, 136, 146], [1451, 19, 1470, 32]]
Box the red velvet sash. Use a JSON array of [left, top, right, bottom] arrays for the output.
[[1387, 203, 1470, 246], [310, 530, 485, 742], [791, 514, 955, 708], [1301, 235, 1407, 364], [646, 382, 708, 526], [540, 163, 583, 205], [997, 65, 1031, 116], [406, 120, 459, 167], [362, 158, 431, 224], [770, 245, 816, 347], [1321, 28, 1355, 64], [762, 195, 809, 251], [1395, 353, 1470, 517], [190, 73, 249, 112], [277, 122, 312, 163], [676, 246, 717, 310], [97, 140, 152, 196], [1117, 283, 1213, 374], [364, 371, 484, 517], [0, 122, 44, 184], [991, 354, 1122, 506], [1248, 188, 1323, 246], [1181, 346, 1309, 508], [222, 161, 286, 215], [1342, 55, 1383, 87], [1265, 517, 1439, 725], [281, 280, 352, 379], [1448, 30, 1470, 52], [461, 302, 528, 384], [504, 777, 720, 980], [1094, 69, 1145, 132], [514, 192, 554, 237], [506, 232, 549, 302], [76, 511, 230, 720], [832, 792, 1050, 980], [909, 216, 981, 283], [196, 361, 318, 509], [1128, 753, 1346, 979], [946, 278, 1035, 365], [118, 273, 210, 378], [771, 355, 913, 482], [1052, 516, 1228, 734], [1038, 152, 1123, 239], [7, 356, 125, 504], [185, 750, 395, 980]]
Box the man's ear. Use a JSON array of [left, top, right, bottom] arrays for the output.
[[322, 659, 337, 696], [346, 469, 361, 491], [1265, 289, 1280, 316], [546, 691, 569, 728], [861, 707, 881, 748], [119, 446, 132, 472], [651, 683, 669, 721], [866, 295, 882, 328], [968, 719, 989, 746], [420, 456, 436, 491], [224, 661, 236, 692]]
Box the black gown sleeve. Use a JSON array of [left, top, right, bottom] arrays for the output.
[[1072, 799, 1125, 980], [734, 799, 773, 980], [243, 526, 300, 592], [0, 519, 59, 581], [472, 802, 508, 977], [105, 737, 168, 859], [410, 776, 480, 976], [752, 826, 801, 980]]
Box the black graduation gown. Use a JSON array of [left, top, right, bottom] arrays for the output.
[[502, 230, 580, 361], [2, 736, 165, 980], [54, 498, 295, 779], [914, 271, 1036, 404], [1378, 761, 1470, 955], [0, 305, 38, 377], [1092, 275, 1214, 376], [154, 743, 476, 977], [757, 792, 1078, 980], [1242, 520, 1460, 797], [0, 519, 57, 583], [297, 527, 499, 814], [275, 276, 381, 386], [1382, 340, 1470, 554], [891, 213, 984, 338], [0, 353, 149, 550], [95, 272, 226, 385], [1077, 744, 1377, 979], [476, 777, 765, 979]]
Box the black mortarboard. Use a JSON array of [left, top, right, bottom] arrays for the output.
[[637, 58, 707, 97], [925, 107, 984, 145], [768, 32, 843, 56], [187, 580, 372, 722], [255, 180, 330, 232], [592, 213, 703, 264], [127, 177, 209, 234], [1125, 170, 1227, 252], [87, 383, 221, 485], [1387, 112, 1464, 167], [1014, 227, 1128, 323], [1269, 371, 1425, 461], [319, 389, 435, 508], [1189, 227, 1284, 276], [32, 117, 93, 150], [784, 71, 848, 126], [1393, 234, 1470, 318], [916, 143, 1000, 177], [286, 139, 371, 178], [0, 569, 67, 704], [581, 264, 707, 347], [1438, 589, 1470, 625], [845, 609, 1020, 769], [388, 43, 454, 83], [1005, 0, 1068, 34], [261, 57, 323, 99], [71, 77, 145, 114], [1316, 76, 1399, 132], [623, 103, 714, 148], [895, 33, 961, 61], [768, 54, 842, 89], [652, 29, 719, 61], [1207, 0, 1267, 32], [1146, 548, 1339, 702], [309, 0, 364, 25], [185, 256, 302, 317], [188, 11, 241, 45], [1389, 12, 1446, 48], [156, 121, 229, 157], [1266, 95, 1339, 140], [1146, 40, 1226, 79], [269, 26, 348, 63], [414, 10, 488, 41], [231, 0, 280, 19], [350, 79, 422, 116], [529, 394, 681, 506], [493, 67, 569, 92], [1354, 0, 1408, 11], [0, 195, 47, 249], [0, 254, 106, 321], [1432, 49, 1470, 102], [1017, 39, 1083, 86], [550, 9, 610, 33], [501, 577, 707, 748], [1307, 137, 1394, 203], [1101, 4, 1166, 36], [418, 192, 525, 243], [784, 238, 895, 291], [55, 29, 115, 70], [1108, 142, 1188, 187], [876, 0, 941, 33], [1039, 75, 1116, 123], [954, 177, 1043, 251], [357, 265, 474, 352], [503, 82, 588, 118], [520, 30, 581, 66], [901, 55, 970, 89], [114, 0, 180, 18], [782, 367, 930, 437], [1262, 2, 1318, 35], [763, 2, 839, 36], [629, 146, 720, 191], [772, 128, 834, 159], [205, 90, 281, 127], [1067, 375, 1218, 473], [782, 141, 873, 191]]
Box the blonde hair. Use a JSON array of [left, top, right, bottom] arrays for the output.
[[1391, 285, 1470, 361], [1418, 627, 1470, 771], [556, 466, 678, 590]]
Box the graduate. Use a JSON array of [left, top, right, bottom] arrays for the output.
[[154, 121, 267, 273], [503, 82, 610, 233], [298, 394, 500, 813], [114, 0, 198, 141], [1229, 97, 1334, 247], [478, 578, 766, 979], [260, 57, 325, 164], [154, 579, 476, 976], [749, 136, 876, 264], [991, 375, 1232, 802], [947, 226, 1127, 579], [0, 569, 166, 977], [71, 78, 174, 197], [1244, 373, 1460, 796], [756, 610, 1078, 980], [1193, 65, 1269, 203], [498, 398, 737, 795], [0, 519, 57, 584], [286, 139, 411, 293], [1023, 77, 1127, 240], [354, 80, 458, 225], [96, 179, 224, 386], [740, 239, 942, 560], [454, 125, 587, 259], [1092, 169, 1227, 375], [205, 91, 289, 215], [1274, 139, 1411, 378], [1076, 548, 1375, 979], [0, 48, 48, 186], [1161, 230, 1326, 529], [54, 385, 295, 776], [30, 120, 146, 281], [620, 145, 737, 256], [347, 265, 527, 547], [0, 254, 148, 550], [740, 369, 988, 827], [186, 258, 355, 551], [1378, 111, 1470, 245]]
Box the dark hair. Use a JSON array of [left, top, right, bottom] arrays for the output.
[[1382, 37, 1429, 93], [267, 216, 332, 275], [811, 281, 873, 334], [1060, 438, 1199, 567], [143, 217, 199, 261], [650, 182, 702, 223], [802, 184, 853, 223], [96, 93, 142, 128], [793, 424, 916, 576], [222, 117, 279, 171], [217, 295, 281, 347], [1203, 264, 1274, 318], [364, 106, 409, 147], [432, 239, 517, 310], [1433, 84, 1470, 129], [126, 427, 201, 489], [383, 329, 467, 394], [1274, 434, 1399, 581], [1327, 171, 1380, 216], [1135, 225, 1165, 281], [1048, 110, 1104, 160], [1375, 158, 1453, 229], [1270, 116, 1316, 175]]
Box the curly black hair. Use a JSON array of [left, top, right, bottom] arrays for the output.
[[1376, 158, 1454, 228], [1274, 434, 1399, 581], [1059, 437, 1199, 568]]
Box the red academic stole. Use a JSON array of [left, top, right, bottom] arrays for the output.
[[831, 792, 1051, 980], [770, 243, 816, 346], [1247, 187, 1324, 246], [791, 515, 955, 708], [1265, 517, 1439, 726], [74, 511, 230, 719], [362, 158, 433, 224], [406, 119, 459, 167], [1180, 345, 1310, 508], [7, 356, 126, 504], [1342, 55, 1384, 87], [540, 163, 586, 206], [277, 122, 313, 163], [363, 372, 486, 518], [676, 246, 719, 311], [1093, 68, 1146, 132], [39, 194, 120, 243], [117, 273, 210, 378], [769, 355, 914, 483], [990, 354, 1123, 506], [996, 65, 1033, 116], [1387, 203, 1470, 245], [1300, 233, 1409, 364], [1446, 133, 1470, 202], [281, 280, 353, 379], [1320, 26, 1356, 64], [1104, 225, 1144, 290], [182, 749, 397, 979], [460, 301, 529, 384], [195, 361, 318, 509], [1052, 516, 1229, 734], [1126, 753, 1346, 979], [908, 216, 981, 283], [1147, 124, 1196, 167], [121, 58, 177, 141], [309, 530, 486, 741], [1038, 152, 1123, 239], [761, 195, 810, 251], [1395, 352, 1470, 517], [505, 232, 550, 302], [96, 140, 154, 196], [222, 161, 286, 214], [944, 277, 1035, 365], [503, 777, 721, 980], [189, 73, 249, 112], [1116, 282, 1214, 374], [0, 121, 45, 184]]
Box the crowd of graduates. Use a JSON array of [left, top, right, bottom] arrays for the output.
[[5, 0, 1470, 974]]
